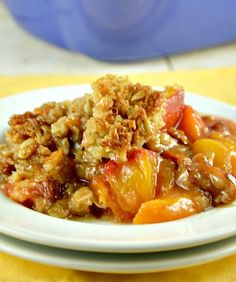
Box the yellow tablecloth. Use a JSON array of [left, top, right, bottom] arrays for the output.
[[0, 66, 236, 282]]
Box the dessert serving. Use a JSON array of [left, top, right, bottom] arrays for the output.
[[0, 75, 236, 224]]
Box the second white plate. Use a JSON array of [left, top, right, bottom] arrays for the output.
[[0, 232, 236, 273]]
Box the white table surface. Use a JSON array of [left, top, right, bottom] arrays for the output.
[[1, 1, 236, 75]]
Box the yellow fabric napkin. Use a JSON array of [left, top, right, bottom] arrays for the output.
[[0, 66, 236, 282]]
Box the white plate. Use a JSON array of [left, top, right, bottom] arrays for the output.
[[0, 85, 236, 254], [0, 233, 236, 273]]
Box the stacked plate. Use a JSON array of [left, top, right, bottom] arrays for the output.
[[0, 86, 236, 274]]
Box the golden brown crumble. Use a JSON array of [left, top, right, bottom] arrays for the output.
[[82, 74, 165, 162]]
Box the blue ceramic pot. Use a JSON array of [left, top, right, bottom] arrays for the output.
[[5, 0, 236, 61]]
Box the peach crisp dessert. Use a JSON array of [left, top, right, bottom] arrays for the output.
[[0, 75, 236, 224]]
